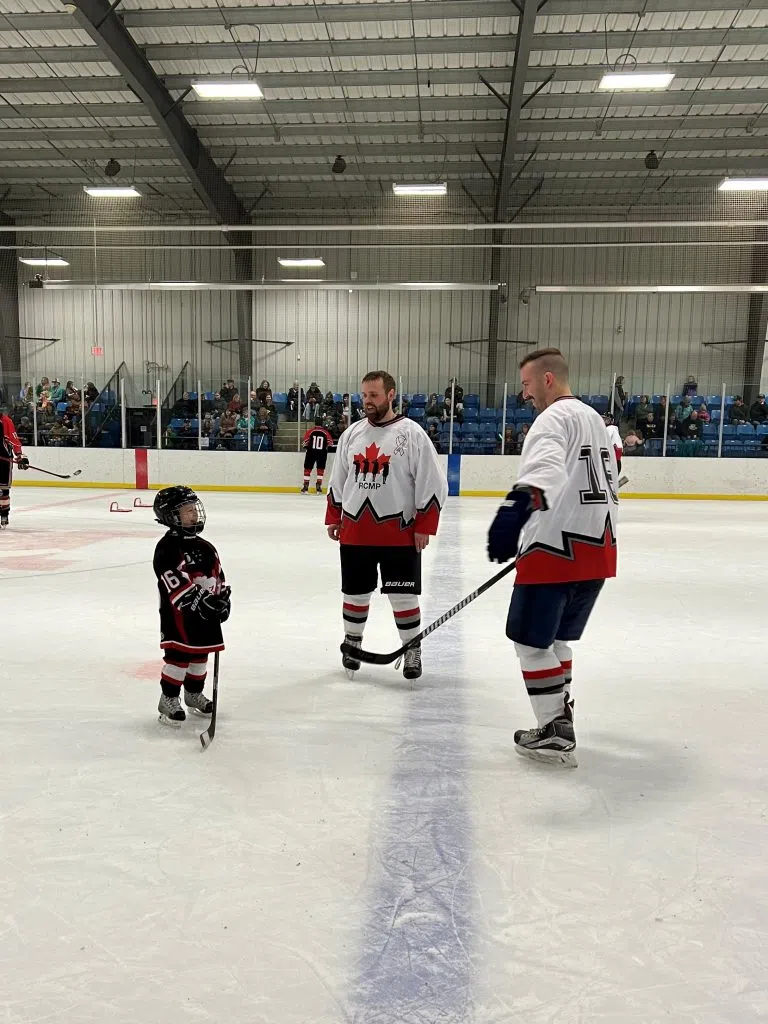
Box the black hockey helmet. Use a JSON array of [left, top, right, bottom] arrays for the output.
[[153, 485, 206, 535]]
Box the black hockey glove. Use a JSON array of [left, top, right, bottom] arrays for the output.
[[16, 455, 29, 470], [178, 586, 230, 623], [487, 487, 542, 563]]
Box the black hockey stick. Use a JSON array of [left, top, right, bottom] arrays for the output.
[[199, 652, 220, 750], [341, 561, 517, 666], [0, 453, 82, 480]]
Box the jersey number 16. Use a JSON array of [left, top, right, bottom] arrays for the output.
[[578, 444, 618, 505]]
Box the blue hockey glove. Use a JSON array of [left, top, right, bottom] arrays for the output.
[[487, 488, 537, 563]]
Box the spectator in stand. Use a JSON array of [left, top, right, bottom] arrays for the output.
[[655, 394, 668, 426], [425, 393, 442, 427], [516, 422, 530, 453], [36, 376, 50, 399], [634, 395, 652, 432], [50, 378, 66, 404], [666, 411, 678, 437], [679, 410, 703, 455], [256, 406, 273, 437], [261, 392, 278, 432], [643, 411, 660, 439], [15, 415, 33, 445], [305, 382, 322, 421], [287, 381, 304, 420], [201, 412, 215, 439], [218, 408, 238, 446], [227, 391, 243, 415], [730, 397, 749, 424], [336, 413, 349, 438], [255, 379, 271, 405], [175, 391, 196, 418], [500, 425, 517, 455], [237, 410, 255, 433], [426, 422, 441, 454], [19, 382, 32, 403], [49, 418, 68, 445], [750, 394, 768, 425], [220, 378, 237, 404], [320, 391, 337, 419], [177, 418, 195, 450], [696, 401, 710, 424], [341, 393, 361, 422], [682, 375, 698, 398], [623, 429, 644, 456], [65, 380, 78, 401], [444, 378, 464, 421], [613, 376, 627, 417], [84, 382, 99, 405], [676, 395, 693, 422]]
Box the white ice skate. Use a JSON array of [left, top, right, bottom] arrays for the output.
[[158, 694, 186, 727], [184, 690, 213, 716]]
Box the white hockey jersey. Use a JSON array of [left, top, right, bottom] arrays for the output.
[[606, 422, 623, 461], [514, 396, 618, 584], [325, 415, 448, 546]]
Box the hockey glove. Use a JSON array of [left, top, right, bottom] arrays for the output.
[[487, 488, 539, 563], [178, 586, 230, 623], [16, 456, 29, 470]]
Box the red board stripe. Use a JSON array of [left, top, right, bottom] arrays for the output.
[[135, 448, 149, 490]]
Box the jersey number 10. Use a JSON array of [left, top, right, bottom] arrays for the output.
[[578, 444, 618, 505]]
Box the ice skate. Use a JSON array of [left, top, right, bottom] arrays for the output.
[[0, 513, 8, 529], [402, 644, 422, 681], [342, 633, 362, 678], [184, 689, 213, 716], [514, 717, 577, 767], [300, 483, 309, 493], [158, 693, 186, 727], [315, 481, 322, 494]]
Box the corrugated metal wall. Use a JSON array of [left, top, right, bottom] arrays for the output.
[[17, 238, 755, 399]]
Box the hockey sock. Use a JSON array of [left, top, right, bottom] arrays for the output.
[[514, 642, 566, 727], [0, 487, 9, 514], [343, 593, 372, 637], [388, 594, 421, 644], [184, 660, 208, 694], [317, 467, 325, 483], [553, 639, 573, 703], [161, 654, 187, 697], [303, 470, 311, 485]]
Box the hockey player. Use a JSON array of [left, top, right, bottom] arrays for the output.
[[487, 348, 618, 767], [301, 423, 334, 493], [0, 410, 30, 528], [325, 370, 448, 680], [152, 486, 231, 726], [603, 412, 623, 473]]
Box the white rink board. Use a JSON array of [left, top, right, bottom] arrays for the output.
[[1, 489, 767, 1024], [14, 447, 768, 498]]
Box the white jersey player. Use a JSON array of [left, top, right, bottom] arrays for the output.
[[487, 348, 618, 767], [603, 413, 623, 472], [325, 370, 448, 680]]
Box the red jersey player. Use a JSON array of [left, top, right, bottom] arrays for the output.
[[325, 370, 448, 680], [301, 423, 334, 493], [0, 411, 30, 528], [152, 486, 231, 726]]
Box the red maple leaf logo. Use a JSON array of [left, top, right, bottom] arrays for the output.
[[353, 442, 391, 480]]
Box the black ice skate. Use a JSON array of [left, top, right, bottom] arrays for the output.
[[0, 512, 8, 529], [184, 690, 213, 716], [300, 483, 309, 493], [514, 717, 577, 767], [402, 644, 422, 681], [158, 694, 186, 727], [315, 481, 322, 494], [342, 633, 362, 678]]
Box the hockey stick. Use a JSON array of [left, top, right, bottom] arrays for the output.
[[341, 561, 517, 666], [0, 452, 82, 480], [199, 651, 220, 750]]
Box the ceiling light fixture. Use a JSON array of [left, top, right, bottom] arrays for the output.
[[277, 257, 326, 267], [392, 182, 448, 196], [191, 80, 263, 99], [332, 155, 347, 174], [104, 157, 121, 177], [536, 284, 768, 294], [83, 185, 141, 197], [718, 177, 768, 192], [19, 256, 69, 267], [599, 72, 675, 90]]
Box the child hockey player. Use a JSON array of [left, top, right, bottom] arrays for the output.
[[301, 422, 334, 493], [152, 486, 231, 726]]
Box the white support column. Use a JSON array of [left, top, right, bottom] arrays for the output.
[[501, 381, 508, 454], [120, 377, 127, 450], [399, 375, 403, 415], [156, 379, 161, 450], [32, 392, 37, 447], [247, 376, 252, 452], [717, 382, 726, 458], [662, 382, 671, 458], [197, 380, 202, 451], [448, 378, 456, 456], [81, 378, 87, 449]]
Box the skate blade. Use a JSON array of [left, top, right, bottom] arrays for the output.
[[515, 745, 578, 768], [344, 666, 360, 680], [158, 714, 184, 728], [184, 706, 212, 717]]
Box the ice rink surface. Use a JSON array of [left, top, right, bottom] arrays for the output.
[[1, 486, 767, 1024]]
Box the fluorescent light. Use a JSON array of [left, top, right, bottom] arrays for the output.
[[83, 185, 141, 197], [719, 177, 768, 192], [598, 72, 675, 91], [392, 182, 447, 196], [277, 257, 325, 267], [191, 80, 263, 99], [536, 284, 768, 294], [155, 281, 199, 287], [19, 256, 69, 267]]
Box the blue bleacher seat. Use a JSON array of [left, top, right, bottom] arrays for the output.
[[589, 395, 609, 413], [737, 423, 755, 436], [757, 424, 768, 437], [463, 393, 480, 407], [463, 422, 480, 435], [702, 425, 718, 440], [711, 410, 721, 423], [203, 391, 215, 402], [479, 408, 497, 421], [352, 393, 361, 404], [332, 393, 342, 403], [671, 395, 682, 405], [705, 395, 720, 407], [409, 408, 425, 420], [411, 393, 427, 406], [515, 409, 534, 424], [462, 408, 479, 422], [721, 424, 736, 437], [188, 392, 198, 401]]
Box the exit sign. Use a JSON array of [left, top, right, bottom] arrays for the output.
[[91, 346, 104, 356]]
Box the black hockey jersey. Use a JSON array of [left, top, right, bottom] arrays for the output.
[[154, 531, 226, 655]]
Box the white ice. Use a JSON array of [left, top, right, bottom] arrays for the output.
[[1, 488, 767, 1024]]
